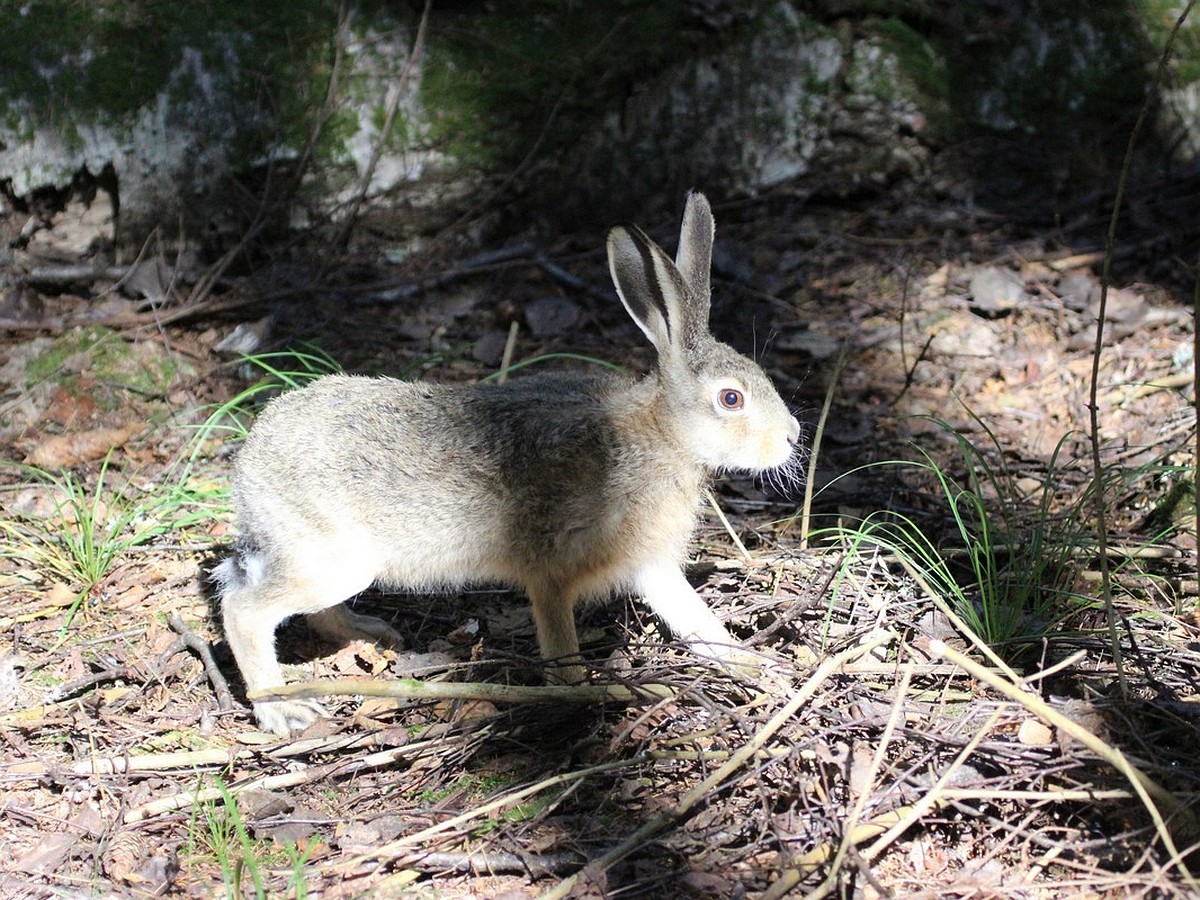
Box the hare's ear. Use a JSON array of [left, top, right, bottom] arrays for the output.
[[607, 224, 687, 355], [675, 191, 714, 300]]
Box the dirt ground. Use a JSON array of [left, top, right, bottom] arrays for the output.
[[1, 176, 1199, 898]]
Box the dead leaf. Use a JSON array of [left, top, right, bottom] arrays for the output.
[[24, 425, 137, 468], [968, 265, 1025, 315], [42, 382, 100, 427], [356, 696, 401, 723], [45, 582, 81, 607], [330, 641, 392, 676], [15, 832, 76, 874], [678, 871, 737, 897]]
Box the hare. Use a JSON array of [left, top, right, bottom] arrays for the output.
[[216, 192, 801, 736]]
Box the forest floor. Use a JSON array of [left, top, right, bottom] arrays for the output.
[[1, 179, 1199, 898]]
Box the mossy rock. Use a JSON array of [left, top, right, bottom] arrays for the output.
[[25, 326, 191, 412]]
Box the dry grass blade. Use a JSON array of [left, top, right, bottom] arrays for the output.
[[338, 755, 659, 873], [798, 341, 849, 549], [706, 488, 751, 561], [890, 550, 1021, 683], [932, 639, 1200, 879], [537, 630, 896, 900]]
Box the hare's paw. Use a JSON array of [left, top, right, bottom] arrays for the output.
[[307, 605, 405, 650], [253, 698, 327, 737]]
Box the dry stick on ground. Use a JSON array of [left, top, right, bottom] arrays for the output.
[[536, 630, 896, 900], [5, 747, 252, 779], [123, 728, 493, 824], [933, 639, 1200, 878], [764, 707, 1004, 900], [4, 724, 438, 780], [1089, 0, 1196, 699], [250, 677, 674, 706], [167, 612, 234, 713], [406, 850, 586, 879]]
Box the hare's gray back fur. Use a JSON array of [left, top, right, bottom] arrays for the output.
[[226, 371, 704, 602], [217, 191, 801, 736]]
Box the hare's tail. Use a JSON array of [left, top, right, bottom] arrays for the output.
[[213, 541, 266, 594]]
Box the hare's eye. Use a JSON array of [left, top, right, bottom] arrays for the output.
[[718, 388, 744, 410]]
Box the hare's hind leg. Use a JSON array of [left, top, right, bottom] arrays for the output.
[[220, 553, 374, 736], [527, 582, 585, 685]]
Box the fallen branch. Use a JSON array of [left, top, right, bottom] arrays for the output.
[[124, 728, 488, 824], [168, 612, 234, 713], [0, 291, 264, 334], [407, 849, 586, 879], [250, 677, 674, 705]]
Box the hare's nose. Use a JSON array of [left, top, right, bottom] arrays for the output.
[[786, 416, 801, 444]]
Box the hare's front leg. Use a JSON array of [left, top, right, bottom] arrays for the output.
[[634, 562, 743, 663]]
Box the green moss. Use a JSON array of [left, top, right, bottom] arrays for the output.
[[419, 1, 759, 167], [0, 1, 407, 169], [1137, 0, 1200, 83], [867, 17, 947, 109], [26, 326, 187, 409], [939, 0, 1152, 133]]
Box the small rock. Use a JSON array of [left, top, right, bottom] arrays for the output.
[[216, 316, 274, 355], [774, 328, 842, 359], [0, 654, 26, 712], [968, 265, 1025, 316], [1057, 270, 1099, 311], [1091, 286, 1146, 324], [524, 295, 581, 336], [930, 312, 1001, 357], [121, 257, 172, 309], [471, 329, 511, 367], [26, 191, 116, 261], [1017, 718, 1054, 747]]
